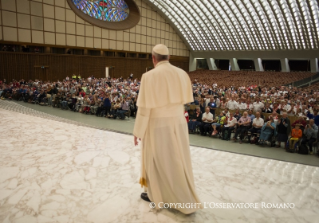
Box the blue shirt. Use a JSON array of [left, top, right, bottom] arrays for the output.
[[248, 114, 255, 123], [307, 113, 314, 120], [208, 102, 216, 115], [208, 102, 216, 109], [192, 99, 199, 105], [314, 115, 319, 126]]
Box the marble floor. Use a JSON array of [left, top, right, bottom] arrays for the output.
[[0, 107, 318, 223], [12, 101, 319, 167]]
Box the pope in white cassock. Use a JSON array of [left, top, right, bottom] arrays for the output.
[[133, 44, 202, 214]]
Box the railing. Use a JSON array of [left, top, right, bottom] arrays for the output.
[[285, 72, 319, 87]]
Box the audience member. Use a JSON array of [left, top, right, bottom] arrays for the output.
[[233, 111, 251, 144], [222, 113, 237, 140], [301, 119, 318, 154], [289, 124, 302, 150], [247, 112, 264, 144], [200, 107, 214, 136]]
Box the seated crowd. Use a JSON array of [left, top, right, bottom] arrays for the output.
[[185, 73, 319, 155], [1, 72, 319, 155], [0, 76, 138, 120]]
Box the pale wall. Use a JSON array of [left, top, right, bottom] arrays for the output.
[[0, 0, 190, 57]]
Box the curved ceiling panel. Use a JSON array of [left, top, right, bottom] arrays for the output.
[[146, 0, 319, 52]]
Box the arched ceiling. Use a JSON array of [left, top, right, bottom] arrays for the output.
[[145, 0, 319, 52]]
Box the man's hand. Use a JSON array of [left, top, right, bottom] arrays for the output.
[[134, 136, 141, 146]]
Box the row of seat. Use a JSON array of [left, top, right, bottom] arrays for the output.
[[188, 70, 313, 88]]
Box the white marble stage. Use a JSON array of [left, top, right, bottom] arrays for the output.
[[0, 107, 318, 223]]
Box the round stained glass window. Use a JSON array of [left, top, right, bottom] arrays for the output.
[[72, 0, 129, 22], [67, 0, 140, 30]]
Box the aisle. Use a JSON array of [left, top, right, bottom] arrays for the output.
[[0, 108, 318, 223]]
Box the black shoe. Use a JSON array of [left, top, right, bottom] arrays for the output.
[[140, 193, 151, 202]]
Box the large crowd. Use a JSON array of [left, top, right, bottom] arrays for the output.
[[186, 70, 319, 155], [0, 77, 139, 119], [1, 70, 319, 155]]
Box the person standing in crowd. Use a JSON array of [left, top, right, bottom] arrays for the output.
[[276, 112, 291, 148]]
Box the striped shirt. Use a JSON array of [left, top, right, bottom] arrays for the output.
[[238, 116, 251, 126]]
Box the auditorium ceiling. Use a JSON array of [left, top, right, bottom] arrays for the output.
[[145, 0, 319, 52]]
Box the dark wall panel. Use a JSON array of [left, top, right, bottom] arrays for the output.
[[0, 52, 189, 81]]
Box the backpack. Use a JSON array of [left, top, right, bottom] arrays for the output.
[[298, 144, 309, 155]]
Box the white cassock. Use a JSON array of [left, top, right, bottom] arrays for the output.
[[133, 61, 202, 214]]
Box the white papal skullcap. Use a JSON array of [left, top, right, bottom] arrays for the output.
[[152, 44, 169, 55]]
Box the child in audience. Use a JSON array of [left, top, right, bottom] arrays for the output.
[[289, 124, 302, 150]]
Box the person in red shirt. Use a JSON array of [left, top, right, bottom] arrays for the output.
[[79, 89, 86, 97], [291, 116, 307, 128]]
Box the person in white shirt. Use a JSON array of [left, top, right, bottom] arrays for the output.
[[282, 102, 292, 114], [253, 98, 264, 112], [227, 98, 238, 110], [222, 112, 237, 140], [215, 97, 220, 108], [238, 99, 247, 111], [246, 99, 254, 110], [302, 105, 308, 115], [248, 112, 264, 144], [291, 102, 298, 115], [199, 107, 214, 136], [223, 107, 230, 118]]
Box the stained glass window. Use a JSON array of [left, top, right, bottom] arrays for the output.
[[72, 0, 129, 22]]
